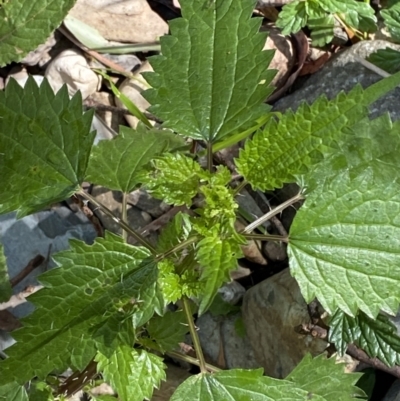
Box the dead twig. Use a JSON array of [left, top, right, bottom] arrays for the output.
[[9, 255, 45, 287], [0, 285, 43, 311], [347, 343, 400, 379]]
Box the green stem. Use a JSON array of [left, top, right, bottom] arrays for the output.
[[243, 233, 288, 243], [78, 189, 157, 254], [156, 236, 199, 261], [243, 192, 304, 234], [207, 141, 213, 173], [233, 179, 248, 196], [167, 351, 221, 373], [121, 192, 128, 242], [182, 297, 207, 373]]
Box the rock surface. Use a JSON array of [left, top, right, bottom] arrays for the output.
[[383, 380, 400, 401], [242, 268, 327, 378], [273, 40, 400, 123], [197, 312, 260, 370], [68, 0, 168, 43]]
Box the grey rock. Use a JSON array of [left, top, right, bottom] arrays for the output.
[[0, 206, 97, 352], [274, 40, 400, 123], [197, 312, 260, 370], [128, 189, 170, 218], [262, 241, 287, 262], [383, 380, 400, 401], [242, 268, 327, 378]]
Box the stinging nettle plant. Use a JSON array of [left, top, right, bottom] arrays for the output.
[[2, 0, 400, 399]]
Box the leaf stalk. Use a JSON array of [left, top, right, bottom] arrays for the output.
[[182, 297, 208, 373], [77, 189, 157, 253]]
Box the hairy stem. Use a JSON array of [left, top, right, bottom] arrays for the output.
[[167, 351, 221, 373], [243, 192, 304, 234], [77, 189, 157, 254], [156, 236, 199, 260], [121, 192, 128, 242], [182, 297, 207, 373], [243, 233, 288, 242], [206, 141, 213, 173], [233, 179, 248, 196]]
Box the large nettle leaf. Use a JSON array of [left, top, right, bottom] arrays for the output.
[[329, 309, 400, 367], [0, 0, 76, 66], [171, 354, 362, 401], [0, 77, 95, 217], [290, 169, 400, 318], [143, 0, 275, 143], [0, 233, 158, 385], [86, 124, 185, 193], [95, 345, 166, 401], [289, 112, 400, 318], [236, 72, 400, 192]]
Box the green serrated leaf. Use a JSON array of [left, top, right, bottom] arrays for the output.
[[236, 86, 367, 191], [0, 0, 76, 66], [196, 235, 242, 315], [382, 2, 400, 42], [328, 309, 361, 356], [0, 77, 95, 217], [144, 153, 201, 206], [143, 0, 275, 143], [276, 0, 375, 40], [170, 369, 323, 401], [146, 310, 188, 352], [308, 15, 335, 47], [237, 71, 400, 192], [289, 168, 400, 318], [0, 233, 157, 385], [286, 354, 365, 400], [131, 280, 164, 329], [368, 47, 400, 74], [86, 125, 185, 193], [157, 212, 192, 254], [158, 257, 203, 303], [329, 309, 400, 367], [96, 346, 166, 401], [0, 243, 11, 303], [27, 381, 54, 401], [0, 382, 28, 401], [276, 0, 309, 35]]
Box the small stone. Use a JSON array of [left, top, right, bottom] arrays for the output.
[[262, 241, 288, 262], [45, 49, 101, 99]]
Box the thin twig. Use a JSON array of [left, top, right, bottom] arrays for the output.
[[347, 343, 400, 379], [243, 192, 304, 234], [9, 255, 45, 287], [58, 25, 134, 78], [0, 286, 43, 311]]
